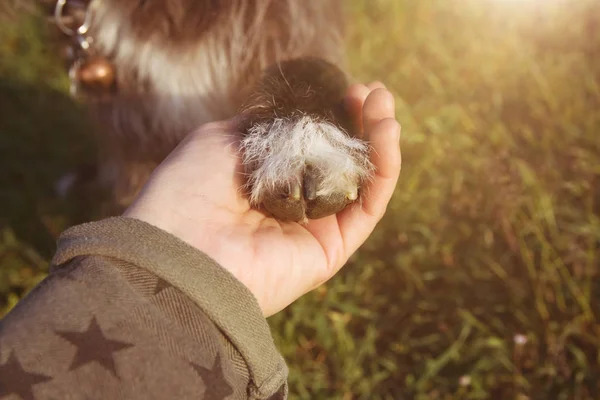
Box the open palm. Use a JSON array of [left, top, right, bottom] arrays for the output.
[[125, 83, 401, 316]]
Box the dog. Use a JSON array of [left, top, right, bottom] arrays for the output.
[[53, 0, 374, 222]]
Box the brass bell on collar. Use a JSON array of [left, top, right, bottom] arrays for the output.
[[72, 56, 116, 92]]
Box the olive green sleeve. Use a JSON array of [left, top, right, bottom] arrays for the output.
[[0, 217, 288, 400]]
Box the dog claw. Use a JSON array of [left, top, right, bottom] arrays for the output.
[[303, 167, 318, 201], [289, 182, 301, 201], [346, 188, 358, 201]]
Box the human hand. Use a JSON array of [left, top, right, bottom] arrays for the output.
[[123, 83, 402, 317]]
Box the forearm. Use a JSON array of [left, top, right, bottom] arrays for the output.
[[0, 217, 287, 400]]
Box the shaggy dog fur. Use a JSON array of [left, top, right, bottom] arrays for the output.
[[11, 0, 374, 222]]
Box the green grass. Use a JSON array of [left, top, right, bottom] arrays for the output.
[[1, 0, 599, 398]]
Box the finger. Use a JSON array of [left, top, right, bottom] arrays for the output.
[[184, 119, 239, 148], [366, 81, 386, 91], [344, 83, 370, 137], [337, 117, 401, 256], [362, 88, 396, 140], [362, 117, 402, 213]]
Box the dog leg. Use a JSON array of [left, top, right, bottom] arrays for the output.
[[239, 58, 373, 223]]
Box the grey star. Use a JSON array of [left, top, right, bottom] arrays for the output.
[[0, 351, 52, 400], [153, 277, 172, 295], [268, 387, 286, 400], [190, 354, 233, 400], [56, 317, 134, 379]]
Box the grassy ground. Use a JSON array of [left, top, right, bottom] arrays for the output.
[[1, 0, 599, 398]]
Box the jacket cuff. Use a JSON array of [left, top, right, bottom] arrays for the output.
[[52, 216, 288, 398]]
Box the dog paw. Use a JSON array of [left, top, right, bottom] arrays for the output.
[[241, 115, 373, 222]]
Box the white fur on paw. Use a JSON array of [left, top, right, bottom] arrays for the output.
[[240, 116, 373, 205]]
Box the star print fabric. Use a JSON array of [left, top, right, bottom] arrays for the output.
[[0, 217, 288, 400]]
